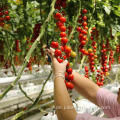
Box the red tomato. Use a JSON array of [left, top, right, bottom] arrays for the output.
[[65, 46, 71, 53], [92, 27, 96, 31], [60, 16, 66, 23], [0, 17, 4, 22], [82, 22, 87, 26], [68, 74, 74, 81], [57, 58, 63, 63], [77, 27, 82, 32], [81, 29, 87, 34], [60, 46, 64, 51], [84, 26, 88, 30], [63, 55, 67, 60], [89, 52, 94, 56], [82, 16, 87, 21], [79, 33, 83, 39], [61, 37, 68, 45], [0, 22, 5, 27], [66, 62, 70, 68], [4, 11, 9, 15], [54, 49, 62, 57], [85, 66, 89, 72], [50, 41, 59, 48], [81, 40, 86, 45], [82, 35, 87, 40], [93, 46, 97, 49], [90, 57, 94, 61], [55, 12, 61, 19], [5, 16, 10, 21], [56, 21, 63, 27], [66, 68, 72, 74], [82, 9, 87, 14], [60, 32, 66, 37], [90, 36, 94, 40], [66, 82, 74, 89], [60, 26, 66, 32], [65, 72, 68, 79], [0, 12, 3, 16]]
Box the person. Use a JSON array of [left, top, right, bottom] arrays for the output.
[[46, 48, 120, 120]]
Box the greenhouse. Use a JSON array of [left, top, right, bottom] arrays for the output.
[[0, 0, 120, 120]]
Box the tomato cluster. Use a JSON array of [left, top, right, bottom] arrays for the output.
[[0, 5, 10, 27], [77, 9, 88, 55], [55, 0, 67, 10], [31, 23, 41, 43], [15, 40, 21, 52], [51, 12, 75, 90]]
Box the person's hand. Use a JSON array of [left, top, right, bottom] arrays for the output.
[[46, 48, 68, 80]]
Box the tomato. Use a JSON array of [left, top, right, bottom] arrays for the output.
[[71, 51, 77, 57], [82, 35, 87, 40], [0, 17, 4, 22], [84, 50, 89, 55], [66, 62, 70, 68], [97, 81, 101, 86], [65, 72, 68, 79], [92, 27, 96, 31], [65, 46, 71, 53], [5, 16, 10, 21], [66, 82, 74, 89], [60, 16, 66, 23], [77, 27, 82, 32], [92, 41, 96, 46], [88, 49, 93, 53], [4, 11, 9, 15], [82, 16, 87, 21], [50, 41, 59, 48], [81, 40, 86, 45], [68, 74, 74, 81], [67, 68, 72, 74], [84, 26, 88, 30], [70, 62, 73, 67], [82, 9, 87, 14], [0, 22, 5, 27], [81, 29, 87, 34], [60, 46, 64, 51], [78, 19, 82, 23], [79, 33, 83, 39], [80, 49, 86, 54], [90, 57, 94, 61], [85, 66, 88, 71], [60, 32, 66, 37], [0, 12, 3, 16], [61, 37, 68, 45], [54, 49, 62, 57], [57, 58, 63, 63], [102, 44, 106, 48], [56, 21, 63, 27], [63, 55, 67, 60], [55, 12, 61, 19], [85, 75, 89, 78], [93, 46, 97, 49], [82, 22, 87, 26], [60, 25, 66, 32], [91, 61, 95, 65], [93, 49, 96, 53], [90, 36, 94, 40]]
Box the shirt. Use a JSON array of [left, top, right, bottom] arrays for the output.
[[76, 88, 120, 120]]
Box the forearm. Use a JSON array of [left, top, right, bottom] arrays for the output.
[[54, 77, 77, 120], [72, 71, 99, 105]]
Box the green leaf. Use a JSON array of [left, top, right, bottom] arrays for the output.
[[103, 5, 111, 15]]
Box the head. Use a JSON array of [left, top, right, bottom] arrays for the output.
[[117, 88, 120, 104]]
